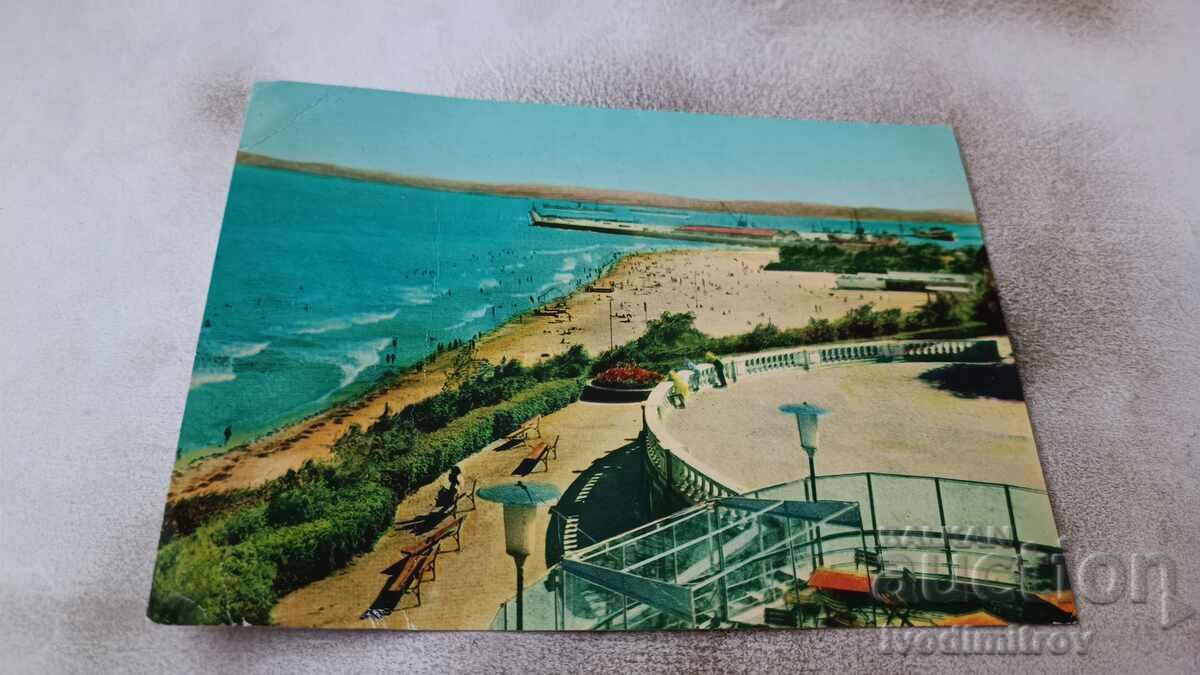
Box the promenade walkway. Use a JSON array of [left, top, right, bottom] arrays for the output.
[[272, 400, 644, 630], [665, 359, 1047, 491]]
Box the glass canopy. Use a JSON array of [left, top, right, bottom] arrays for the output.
[[492, 497, 865, 630]]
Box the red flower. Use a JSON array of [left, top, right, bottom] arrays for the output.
[[594, 366, 663, 389]]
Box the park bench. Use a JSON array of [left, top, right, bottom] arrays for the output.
[[504, 415, 542, 446], [524, 435, 559, 473], [401, 512, 469, 578], [384, 551, 433, 609]]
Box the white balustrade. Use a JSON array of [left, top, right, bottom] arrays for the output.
[[642, 338, 1001, 506]]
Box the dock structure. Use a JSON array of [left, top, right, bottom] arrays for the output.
[[528, 208, 824, 248]]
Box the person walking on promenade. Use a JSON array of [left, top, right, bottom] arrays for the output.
[[706, 351, 727, 388]]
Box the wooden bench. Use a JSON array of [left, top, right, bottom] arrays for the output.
[[403, 512, 468, 561], [386, 551, 433, 609], [504, 415, 542, 445], [394, 513, 467, 589], [525, 435, 559, 473]]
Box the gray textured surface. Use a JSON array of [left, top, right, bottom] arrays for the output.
[[1, 1, 1198, 673]]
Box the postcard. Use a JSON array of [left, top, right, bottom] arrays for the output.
[[149, 81, 1072, 631]]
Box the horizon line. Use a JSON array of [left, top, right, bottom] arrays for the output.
[[234, 151, 980, 225]]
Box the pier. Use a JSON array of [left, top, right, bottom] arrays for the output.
[[529, 208, 825, 248]]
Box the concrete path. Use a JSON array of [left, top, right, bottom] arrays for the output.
[[666, 360, 1047, 491]]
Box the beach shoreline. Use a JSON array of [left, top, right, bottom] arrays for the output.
[[165, 247, 930, 503]]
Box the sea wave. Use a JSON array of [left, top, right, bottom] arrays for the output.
[[446, 304, 493, 331], [503, 263, 526, 271], [351, 308, 400, 326], [464, 304, 492, 321], [560, 257, 577, 272], [478, 278, 500, 290], [190, 369, 237, 390], [400, 285, 438, 305], [215, 341, 270, 360], [296, 318, 351, 335], [338, 338, 391, 387]]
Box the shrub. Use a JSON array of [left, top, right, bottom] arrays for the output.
[[767, 241, 984, 275], [212, 505, 268, 546], [530, 345, 590, 380], [266, 484, 336, 526], [148, 530, 278, 625], [159, 486, 267, 544], [148, 481, 395, 625]]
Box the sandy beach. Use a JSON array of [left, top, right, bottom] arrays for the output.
[[167, 247, 928, 502]]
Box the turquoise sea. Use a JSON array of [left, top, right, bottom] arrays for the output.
[[178, 165, 981, 453]]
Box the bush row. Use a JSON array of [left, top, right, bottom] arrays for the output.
[[149, 482, 395, 625], [149, 377, 584, 625], [765, 241, 986, 275], [376, 377, 585, 496]]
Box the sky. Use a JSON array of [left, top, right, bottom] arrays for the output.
[[239, 81, 976, 213]]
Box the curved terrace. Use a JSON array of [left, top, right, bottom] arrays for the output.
[[489, 338, 1069, 631], [661, 340, 1045, 492]]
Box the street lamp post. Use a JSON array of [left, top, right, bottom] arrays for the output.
[[477, 481, 561, 630], [608, 296, 614, 350], [779, 402, 830, 566]]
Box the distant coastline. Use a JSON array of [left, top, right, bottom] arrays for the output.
[[236, 151, 979, 225]]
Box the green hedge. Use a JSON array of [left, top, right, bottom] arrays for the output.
[[148, 482, 395, 625], [379, 377, 584, 495], [158, 485, 269, 543], [150, 378, 582, 625]]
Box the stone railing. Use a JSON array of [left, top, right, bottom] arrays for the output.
[[643, 381, 744, 502], [642, 338, 1003, 506], [729, 338, 1001, 380]]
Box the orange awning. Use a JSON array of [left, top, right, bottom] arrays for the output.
[[1036, 591, 1077, 616], [807, 568, 871, 594], [936, 611, 1009, 627]]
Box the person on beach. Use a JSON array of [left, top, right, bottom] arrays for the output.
[[223, 425, 232, 446]]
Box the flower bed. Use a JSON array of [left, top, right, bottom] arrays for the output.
[[592, 366, 663, 390], [583, 366, 663, 403]]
